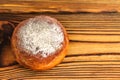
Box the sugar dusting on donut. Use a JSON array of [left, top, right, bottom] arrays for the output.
[[17, 16, 64, 57]]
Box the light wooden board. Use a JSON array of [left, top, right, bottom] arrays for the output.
[[1, 0, 120, 79], [0, 0, 120, 13], [0, 13, 120, 79]]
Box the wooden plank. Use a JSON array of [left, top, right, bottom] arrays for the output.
[[1, 13, 120, 79], [68, 42, 120, 55], [1, 0, 120, 13]]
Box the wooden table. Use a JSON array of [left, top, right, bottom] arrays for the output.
[[1, 0, 120, 79]]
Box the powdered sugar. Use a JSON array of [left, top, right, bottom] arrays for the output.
[[17, 16, 64, 57]]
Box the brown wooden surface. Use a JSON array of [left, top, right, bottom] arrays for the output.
[[0, 13, 120, 79], [1, 0, 120, 79], [1, 0, 120, 13]]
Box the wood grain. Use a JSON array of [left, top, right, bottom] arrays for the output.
[[0, 13, 120, 79], [1, 0, 120, 13]]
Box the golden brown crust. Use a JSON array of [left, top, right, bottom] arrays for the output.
[[0, 45, 16, 67], [12, 15, 69, 70], [0, 21, 16, 67]]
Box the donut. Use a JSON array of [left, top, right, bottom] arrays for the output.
[[11, 16, 69, 70]]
